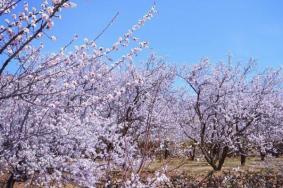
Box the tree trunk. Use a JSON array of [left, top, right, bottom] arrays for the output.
[[164, 148, 169, 159], [200, 145, 228, 171], [240, 154, 246, 166], [6, 174, 15, 188], [164, 142, 169, 159], [191, 145, 196, 161], [215, 146, 229, 171], [260, 152, 265, 161]]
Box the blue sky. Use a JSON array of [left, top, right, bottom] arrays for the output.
[[43, 0, 283, 68]]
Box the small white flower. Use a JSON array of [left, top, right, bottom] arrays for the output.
[[51, 36, 56, 41], [23, 28, 29, 33], [24, 3, 29, 12], [52, 0, 61, 4], [31, 23, 37, 28], [47, 20, 54, 29], [41, 13, 49, 20], [16, 35, 22, 41], [46, 7, 53, 15], [37, 32, 43, 38], [12, 14, 17, 19], [140, 41, 149, 48], [63, 2, 77, 8], [128, 55, 134, 62], [7, 28, 13, 34], [73, 34, 79, 40], [7, 48, 13, 54]]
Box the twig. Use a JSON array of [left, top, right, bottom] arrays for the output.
[[93, 12, 119, 42]]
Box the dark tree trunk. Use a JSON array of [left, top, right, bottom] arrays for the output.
[[164, 148, 169, 159], [6, 174, 15, 188], [240, 154, 246, 166], [164, 141, 169, 159], [201, 145, 228, 171], [191, 145, 196, 161], [215, 156, 226, 171], [260, 152, 265, 161], [214, 146, 229, 171]]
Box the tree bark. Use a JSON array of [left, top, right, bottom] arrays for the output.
[[6, 173, 15, 188], [164, 148, 169, 159], [240, 154, 246, 166], [191, 144, 196, 161], [215, 146, 229, 171], [260, 152, 265, 161], [163, 141, 170, 159]]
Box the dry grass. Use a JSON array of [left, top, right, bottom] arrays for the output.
[[1, 156, 283, 187], [145, 156, 283, 177]]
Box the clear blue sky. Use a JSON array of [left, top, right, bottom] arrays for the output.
[[44, 0, 283, 68]]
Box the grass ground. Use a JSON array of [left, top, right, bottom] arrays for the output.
[[145, 156, 283, 177], [1, 156, 283, 187]]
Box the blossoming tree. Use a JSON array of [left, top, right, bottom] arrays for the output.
[[0, 1, 175, 187], [178, 59, 282, 170]]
